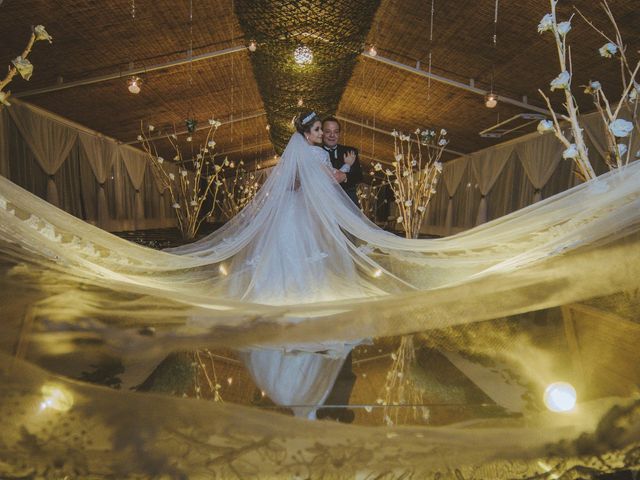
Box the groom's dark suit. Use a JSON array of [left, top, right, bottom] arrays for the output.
[[323, 144, 363, 206]]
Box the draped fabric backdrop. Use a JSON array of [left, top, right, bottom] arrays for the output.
[[1, 100, 636, 235], [1, 100, 175, 231]]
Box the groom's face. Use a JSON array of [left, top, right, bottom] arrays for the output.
[[322, 121, 340, 148]]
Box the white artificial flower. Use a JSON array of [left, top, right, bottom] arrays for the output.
[[557, 21, 571, 36], [396, 216, 403, 223], [173, 155, 179, 161], [411, 160, 417, 166], [169, 173, 175, 180], [223, 158, 229, 166], [171, 133, 178, 140], [194, 162, 200, 169], [417, 206, 426, 213], [440, 128, 447, 136], [186, 136, 192, 142], [590, 80, 602, 91], [414, 128, 421, 135], [550, 71, 571, 91], [395, 153, 403, 162], [537, 13, 554, 33], [537, 119, 554, 134], [171, 202, 180, 209], [0, 91, 11, 106], [208, 118, 222, 128], [208, 140, 216, 148], [137, 134, 143, 141], [190, 200, 198, 206], [157, 156, 164, 164], [391, 161, 397, 167], [214, 164, 222, 172], [400, 134, 410, 142], [402, 170, 410, 177], [384, 169, 393, 176], [616, 143, 628, 157], [599, 42, 618, 58], [34, 25, 53, 43], [148, 125, 155, 132], [609, 119, 634, 138], [11, 56, 33, 80], [391, 129, 399, 137], [434, 162, 443, 172], [196, 153, 203, 160], [404, 200, 412, 207], [374, 163, 382, 171], [562, 144, 578, 159], [215, 180, 222, 187], [180, 170, 188, 177], [438, 138, 448, 146]]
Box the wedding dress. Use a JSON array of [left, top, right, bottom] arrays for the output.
[[2, 130, 640, 477]]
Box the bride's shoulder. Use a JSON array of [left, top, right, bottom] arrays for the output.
[[309, 146, 329, 160]]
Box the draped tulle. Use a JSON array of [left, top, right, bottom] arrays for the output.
[[2, 132, 640, 477]]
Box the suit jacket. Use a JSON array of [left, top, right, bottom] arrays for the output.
[[324, 144, 363, 202]]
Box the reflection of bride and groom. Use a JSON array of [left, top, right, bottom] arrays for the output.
[[231, 111, 365, 422]]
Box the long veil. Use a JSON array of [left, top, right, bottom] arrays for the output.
[[2, 131, 640, 476]]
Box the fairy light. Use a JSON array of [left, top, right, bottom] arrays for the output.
[[39, 383, 74, 412], [373, 269, 383, 278], [367, 45, 377, 57], [544, 382, 577, 412], [248, 39, 257, 52], [294, 45, 313, 65], [219, 264, 228, 276], [127, 76, 141, 94], [227, 377, 233, 386]]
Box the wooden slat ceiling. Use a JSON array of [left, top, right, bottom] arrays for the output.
[[1, 0, 637, 172]]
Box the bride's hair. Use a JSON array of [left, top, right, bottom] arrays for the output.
[[294, 111, 320, 135]]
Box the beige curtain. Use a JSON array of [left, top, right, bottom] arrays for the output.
[[516, 132, 564, 203], [119, 145, 147, 228], [78, 133, 119, 226], [8, 101, 78, 206], [442, 156, 468, 234], [471, 145, 514, 225]]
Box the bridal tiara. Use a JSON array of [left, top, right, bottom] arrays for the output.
[[302, 111, 317, 125]]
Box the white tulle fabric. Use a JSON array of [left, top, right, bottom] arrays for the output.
[[2, 132, 640, 476]]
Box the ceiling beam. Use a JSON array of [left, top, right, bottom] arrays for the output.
[[337, 114, 467, 157], [14, 45, 247, 98], [361, 53, 550, 116]]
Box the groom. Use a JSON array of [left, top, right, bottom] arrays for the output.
[[321, 116, 363, 206], [316, 116, 361, 423]]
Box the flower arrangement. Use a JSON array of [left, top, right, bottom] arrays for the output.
[[0, 25, 52, 109], [217, 160, 262, 221], [373, 127, 447, 426], [537, 0, 639, 178], [139, 118, 225, 240], [356, 176, 384, 223], [372, 128, 446, 239]]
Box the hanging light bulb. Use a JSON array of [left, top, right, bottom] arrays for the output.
[[127, 76, 142, 94], [248, 39, 257, 52], [367, 44, 378, 57], [294, 45, 313, 65], [484, 92, 498, 108], [544, 382, 577, 412]]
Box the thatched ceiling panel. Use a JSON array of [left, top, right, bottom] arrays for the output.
[[0, 1, 240, 90]]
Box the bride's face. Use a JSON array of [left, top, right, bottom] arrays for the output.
[[306, 121, 323, 145]]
